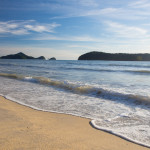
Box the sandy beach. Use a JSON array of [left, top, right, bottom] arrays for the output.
[[0, 96, 149, 150]]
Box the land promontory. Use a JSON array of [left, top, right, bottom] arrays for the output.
[[78, 51, 150, 61], [0, 52, 45, 60]]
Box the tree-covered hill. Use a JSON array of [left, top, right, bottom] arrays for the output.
[[78, 51, 150, 61]]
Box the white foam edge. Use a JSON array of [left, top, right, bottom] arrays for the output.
[[0, 93, 91, 119], [90, 120, 150, 148], [0, 93, 150, 148]]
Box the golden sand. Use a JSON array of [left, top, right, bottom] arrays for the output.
[[0, 96, 149, 150]]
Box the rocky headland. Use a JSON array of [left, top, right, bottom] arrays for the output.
[[78, 51, 150, 61]]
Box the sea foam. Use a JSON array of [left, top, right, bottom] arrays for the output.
[[0, 60, 150, 147]]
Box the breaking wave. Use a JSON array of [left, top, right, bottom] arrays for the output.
[[0, 73, 150, 107], [131, 70, 150, 74], [63, 67, 150, 75], [90, 120, 150, 148]]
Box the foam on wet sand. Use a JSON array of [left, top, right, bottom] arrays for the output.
[[0, 96, 149, 150]]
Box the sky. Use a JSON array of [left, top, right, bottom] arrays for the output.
[[1, 0, 150, 60]]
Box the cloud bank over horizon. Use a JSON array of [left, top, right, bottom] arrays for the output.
[[1, 0, 150, 59]]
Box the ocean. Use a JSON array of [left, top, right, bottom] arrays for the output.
[[0, 59, 150, 147]]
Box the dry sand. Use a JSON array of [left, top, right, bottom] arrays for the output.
[[0, 96, 149, 150]]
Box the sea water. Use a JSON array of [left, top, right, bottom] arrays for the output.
[[0, 59, 150, 147]]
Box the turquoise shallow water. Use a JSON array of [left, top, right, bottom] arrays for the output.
[[0, 59, 150, 147]]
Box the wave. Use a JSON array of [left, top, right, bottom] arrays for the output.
[[1, 60, 150, 70], [65, 67, 116, 72], [1, 61, 150, 75], [90, 120, 150, 148], [0, 73, 102, 95], [131, 70, 150, 74], [0, 63, 49, 70], [0, 73, 150, 107], [65, 67, 150, 75], [0, 63, 19, 67], [0, 73, 24, 79], [78, 61, 150, 68], [109, 64, 150, 68]]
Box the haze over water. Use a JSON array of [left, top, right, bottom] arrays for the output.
[[0, 59, 150, 147]]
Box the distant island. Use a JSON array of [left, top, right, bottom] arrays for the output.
[[49, 57, 56, 60], [0, 52, 45, 60], [78, 51, 150, 61]]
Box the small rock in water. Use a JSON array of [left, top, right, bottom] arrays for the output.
[[49, 57, 56, 60]]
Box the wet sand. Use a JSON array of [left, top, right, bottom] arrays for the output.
[[0, 96, 149, 150]]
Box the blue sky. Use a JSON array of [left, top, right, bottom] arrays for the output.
[[1, 0, 150, 59]]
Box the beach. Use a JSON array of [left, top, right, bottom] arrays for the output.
[[0, 96, 149, 150], [2, 0, 150, 148]]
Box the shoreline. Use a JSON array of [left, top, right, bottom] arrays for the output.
[[0, 95, 149, 150], [2, 94, 150, 149]]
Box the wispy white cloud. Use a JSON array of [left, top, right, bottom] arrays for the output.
[[32, 34, 102, 42], [78, 0, 99, 7], [24, 22, 59, 33], [50, 5, 150, 21], [50, 7, 122, 20], [2, 0, 150, 21], [105, 21, 148, 38], [79, 7, 119, 17], [10, 29, 29, 35], [0, 20, 60, 36], [129, 0, 150, 8], [0, 21, 28, 35]]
